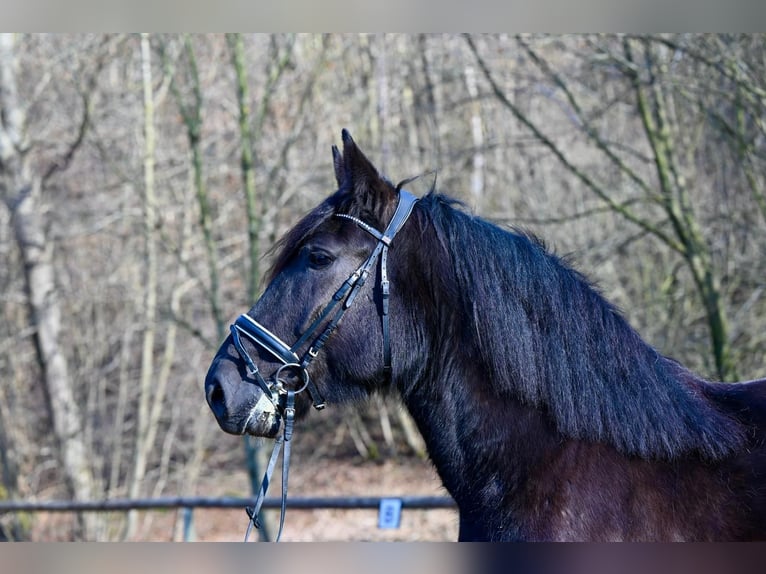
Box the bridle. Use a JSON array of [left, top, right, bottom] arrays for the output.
[[230, 189, 419, 541]]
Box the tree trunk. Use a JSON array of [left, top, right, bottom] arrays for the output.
[[625, 37, 737, 381], [0, 384, 28, 540], [464, 65, 485, 208], [124, 32, 159, 540], [0, 33, 97, 539], [227, 33, 261, 301]]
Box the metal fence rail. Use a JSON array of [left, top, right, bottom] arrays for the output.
[[0, 495, 457, 541], [0, 495, 456, 513]]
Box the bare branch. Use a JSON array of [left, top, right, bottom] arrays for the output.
[[464, 34, 684, 254]]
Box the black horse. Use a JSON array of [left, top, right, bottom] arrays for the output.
[[205, 129, 766, 541]]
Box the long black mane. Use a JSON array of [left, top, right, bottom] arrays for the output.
[[418, 192, 744, 460]]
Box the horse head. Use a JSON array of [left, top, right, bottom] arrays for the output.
[[204, 129, 421, 437]]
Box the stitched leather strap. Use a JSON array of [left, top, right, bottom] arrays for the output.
[[244, 390, 295, 542]]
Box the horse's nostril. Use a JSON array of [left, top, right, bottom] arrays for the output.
[[207, 380, 227, 416]]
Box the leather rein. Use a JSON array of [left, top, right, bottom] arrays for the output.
[[230, 190, 418, 541]]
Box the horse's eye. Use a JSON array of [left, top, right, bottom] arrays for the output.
[[307, 249, 334, 269]]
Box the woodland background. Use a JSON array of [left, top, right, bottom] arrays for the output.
[[0, 33, 764, 540]]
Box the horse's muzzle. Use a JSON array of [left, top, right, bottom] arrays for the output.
[[205, 358, 281, 437]]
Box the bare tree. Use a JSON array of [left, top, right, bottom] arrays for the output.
[[0, 33, 98, 539], [466, 33, 766, 381]]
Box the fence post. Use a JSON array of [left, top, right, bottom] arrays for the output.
[[182, 507, 195, 541]]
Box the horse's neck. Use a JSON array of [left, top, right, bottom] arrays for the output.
[[400, 360, 561, 510]]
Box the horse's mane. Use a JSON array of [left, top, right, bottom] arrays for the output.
[[419, 192, 744, 461]]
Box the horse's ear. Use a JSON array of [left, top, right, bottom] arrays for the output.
[[332, 144, 343, 187], [341, 129, 379, 191], [338, 129, 397, 221]]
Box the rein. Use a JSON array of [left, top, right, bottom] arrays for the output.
[[232, 190, 418, 541]]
